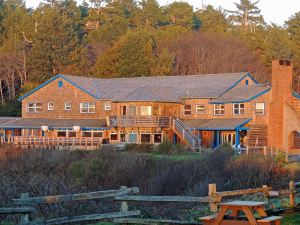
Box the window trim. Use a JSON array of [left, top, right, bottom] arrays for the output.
[[233, 103, 245, 115], [64, 102, 72, 111], [183, 104, 192, 116], [255, 102, 265, 115], [80, 102, 96, 114], [48, 102, 54, 111], [28, 102, 43, 113], [214, 104, 225, 116], [195, 104, 206, 114], [104, 101, 111, 111]]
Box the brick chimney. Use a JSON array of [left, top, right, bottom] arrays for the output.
[[268, 59, 293, 149], [271, 59, 293, 102]]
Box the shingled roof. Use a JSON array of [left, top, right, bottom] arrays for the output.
[[0, 118, 107, 129], [183, 118, 252, 130], [210, 84, 271, 103], [18, 72, 258, 102]]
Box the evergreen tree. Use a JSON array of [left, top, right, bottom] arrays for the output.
[[227, 0, 264, 33], [286, 12, 300, 73], [165, 2, 194, 30], [28, 1, 83, 83]]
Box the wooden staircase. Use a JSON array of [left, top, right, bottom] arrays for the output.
[[247, 125, 268, 147], [172, 118, 201, 150]]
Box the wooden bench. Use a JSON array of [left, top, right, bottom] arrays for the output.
[[199, 215, 216, 225], [257, 216, 283, 225]]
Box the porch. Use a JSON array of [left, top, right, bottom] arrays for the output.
[[183, 118, 252, 149]]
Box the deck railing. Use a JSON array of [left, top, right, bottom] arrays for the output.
[[109, 116, 172, 128], [13, 136, 103, 146]]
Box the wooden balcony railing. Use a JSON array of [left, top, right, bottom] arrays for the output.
[[13, 136, 103, 146], [109, 116, 172, 128]]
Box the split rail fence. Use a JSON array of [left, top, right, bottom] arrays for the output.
[[1, 182, 300, 225]]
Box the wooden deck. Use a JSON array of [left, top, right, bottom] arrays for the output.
[[109, 116, 172, 128]]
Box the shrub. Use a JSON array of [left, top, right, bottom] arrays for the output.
[[155, 140, 192, 155], [124, 143, 154, 153]]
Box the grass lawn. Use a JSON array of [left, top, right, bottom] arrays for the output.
[[282, 213, 300, 225]]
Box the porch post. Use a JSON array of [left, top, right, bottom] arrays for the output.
[[216, 130, 220, 148], [235, 129, 240, 149]]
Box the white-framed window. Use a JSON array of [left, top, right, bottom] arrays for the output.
[[28, 102, 43, 113], [140, 106, 152, 116], [233, 103, 245, 115], [195, 105, 205, 114], [255, 103, 265, 115], [154, 132, 163, 144], [48, 102, 54, 111], [65, 102, 71, 111], [80, 102, 96, 113], [110, 132, 118, 141], [104, 101, 111, 111], [183, 104, 192, 116], [140, 131, 151, 143], [214, 104, 225, 115]]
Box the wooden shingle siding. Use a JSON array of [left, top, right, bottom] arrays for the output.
[[22, 78, 114, 119]]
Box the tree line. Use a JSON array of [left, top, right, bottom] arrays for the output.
[[0, 0, 299, 114]]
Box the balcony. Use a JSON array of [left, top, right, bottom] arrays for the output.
[[108, 116, 172, 128]]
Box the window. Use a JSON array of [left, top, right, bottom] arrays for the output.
[[48, 102, 54, 111], [65, 102, 71, 111], [57, 130, 67, 137], [184, 105, 192, 115], [80, 102, 96, 113], [214, 104, 225, 115], [141, 131, 151, 143], [93, 131, 103, 138], [120, 131, 126, 142], [28, 103, 43, 113], [154, 133, 162, 143], [140, 106, 152, 116], [58, 80, 63, 88], [195, 105, 205, 114], [82, 131, 92, 137], [105, 101, 111, 111], [110, 132, 118, 141], [233, 103, 245, 115], [255, 103, 265, 115], [245, 80, 249, 86], [128, 106, 137, 116], [68, 131, 76, 137]]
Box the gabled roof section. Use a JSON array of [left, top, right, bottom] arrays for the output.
[[18, 74, 99, 101], [18, 72, 258, 102], [210, 84, 271, 104]]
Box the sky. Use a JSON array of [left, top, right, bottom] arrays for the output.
[[25, 0, 300, 25]]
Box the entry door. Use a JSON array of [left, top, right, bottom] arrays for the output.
[[221, 132, 236, 146], [128, 131, 138, 143], [121, 106, 127, 116]]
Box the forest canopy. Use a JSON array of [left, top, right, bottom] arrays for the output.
[[0, 0, 298, 114]]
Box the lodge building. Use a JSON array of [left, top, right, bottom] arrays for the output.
[[0, 60, 299, 153]]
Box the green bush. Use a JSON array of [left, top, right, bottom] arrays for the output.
[[155, 140, 191, 155], [124, 143, 154, 153]]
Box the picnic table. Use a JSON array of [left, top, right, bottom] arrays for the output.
[[200, 201, 282, 225]]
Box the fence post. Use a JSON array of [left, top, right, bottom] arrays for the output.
[[289, 181, 295, 208], [246, 146, 249, 155], [20, 193, 30, 224], [263, 146, 267, 157], [208, 183, 218, 213]]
